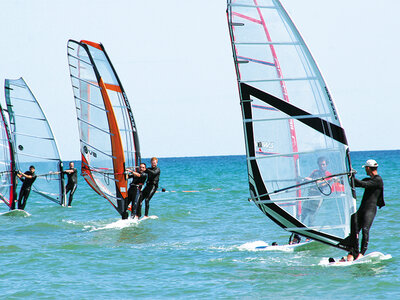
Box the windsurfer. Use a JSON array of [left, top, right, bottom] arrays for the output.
[[136, 157, 160, 218], [126, 163, 147, 218], [301, 157, 332, 226], [16, 165, 37, 210], [343, 159, 384, 261], [289, 233, 301, 245], [64, 162, 78, 207]]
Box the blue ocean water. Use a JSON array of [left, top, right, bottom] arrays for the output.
[[0, 150, 399, 298]]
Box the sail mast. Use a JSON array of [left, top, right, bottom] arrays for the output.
[[0, 99, 16, 209]]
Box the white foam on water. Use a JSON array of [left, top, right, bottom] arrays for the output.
[[89, 215, 158, 231]]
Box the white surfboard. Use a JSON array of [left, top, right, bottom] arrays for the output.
[[320, 251, 392, 266], [239, 240, 313, 252]]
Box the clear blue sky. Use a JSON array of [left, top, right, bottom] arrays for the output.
[[0, 0, 398, 160]]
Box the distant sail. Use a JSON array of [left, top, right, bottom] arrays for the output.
[[227, 0, 356, 250], [5, 78, 66, 206], [0, 102, 16, 209], [67, 40, 140, 218]]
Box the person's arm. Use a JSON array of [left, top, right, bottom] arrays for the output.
[[354, 177, 381, 188], [145, 168, 160, 177], [20, 172, 34, 179]]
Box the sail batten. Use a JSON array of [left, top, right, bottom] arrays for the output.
[[228, 0, 356, 250]]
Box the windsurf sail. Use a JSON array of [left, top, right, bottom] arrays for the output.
[[227, 0, 356, 251], [67, 40, 141, 218], [5, 78, 66, 206], [0, 103, 16, 209]]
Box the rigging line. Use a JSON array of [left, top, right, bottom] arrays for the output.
[[237, 55, 275, 66], [7, 96, 36, 103], [74, 95, 108, 112], [247, 147, 343, 160], [67, 53, 93, 66], [11, 114, 46, 121], [70, 74, 100, 89], [13, 132, 54, 140], [254, 171, 354, 198], [77, 117, 113, 136], [15, 152, 60, 161]]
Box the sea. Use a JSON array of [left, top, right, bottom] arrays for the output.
[[0, 150, 399, 299]]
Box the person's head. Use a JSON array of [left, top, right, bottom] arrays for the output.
[[293, 234, 301, 243], [362, 159, 378, 176], [69, 162, 74, 169], [317, 156, 328, 171], [272, 242, 278, 246], [29, 165, 35, 173], [139, 163, 146, 172], [150, 157, 158, 168]]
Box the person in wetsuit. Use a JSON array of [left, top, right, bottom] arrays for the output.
[[17, 165, 37, 210], [126, 163, 147, 218], [64, 162, 78, 207], [289, 233, 301, 245], [345, 159, 384, 261], [136, 157, 160, 219], [301, 156, 332, 226]]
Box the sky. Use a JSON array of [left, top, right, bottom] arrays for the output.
[[0, 0, 399, 160]]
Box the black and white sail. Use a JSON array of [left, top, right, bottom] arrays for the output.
[[227, 0, 356, 250]]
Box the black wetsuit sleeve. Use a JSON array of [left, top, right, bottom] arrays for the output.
[[145, 168, 160, 177], [354, 177, 380, 189]]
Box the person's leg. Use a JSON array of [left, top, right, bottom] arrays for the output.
[[20, 189, 30, 210], [130, 186, 139, 218], [359, 210, 376, 255], [67, 184, 77, 207], [144, 185, 157, 217]]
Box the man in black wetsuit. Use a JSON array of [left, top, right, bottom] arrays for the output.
[[345, 159, 385, 261], [64, 162, 78, 207], [16, 165, 37, 210], [136, 157, 160, 219], [126, 163, 147, 219]]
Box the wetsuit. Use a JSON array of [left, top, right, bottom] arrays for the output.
[[136, 166, 160, 218], [65, 168, 78, 206], [127, 172, 147, 217], [18, 171, 37, 210], [350, 175, 384, 256], [301, 169, 332, 226]]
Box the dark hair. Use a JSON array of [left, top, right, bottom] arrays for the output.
[[294, 234, 301, 242], [317, 156, 328, 165], [140, 163, 146, 167], [29, 165, 35, 169]]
